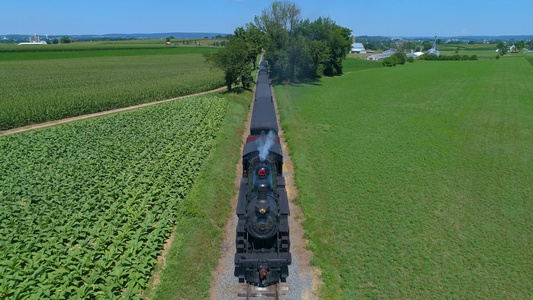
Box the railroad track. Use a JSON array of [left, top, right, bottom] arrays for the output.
[[237, 283, 288, 299]]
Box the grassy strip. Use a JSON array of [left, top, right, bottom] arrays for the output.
[[275, 57, 533, 298], [147, 90, 251, 300], [0, 54, 224, 130]]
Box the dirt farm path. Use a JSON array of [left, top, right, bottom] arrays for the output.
[[0, 86, 226, 136], [209, 76, 323, 299]]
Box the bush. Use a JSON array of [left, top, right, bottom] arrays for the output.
[[393, 52, 407, 65], [407, 57, 415, 63], [382, 55, 398, 67]]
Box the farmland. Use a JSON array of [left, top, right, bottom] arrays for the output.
[[0, 92, 251, 299], [0, 42, 224, 130], [275, 55, 533, 298]]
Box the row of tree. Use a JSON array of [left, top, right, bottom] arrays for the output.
[[205, 1, 352, 91]]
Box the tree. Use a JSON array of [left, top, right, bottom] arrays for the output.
[[393, 52, 407, 65], [382, 55, 398, 67], [255, 1, 302, 82], [422, 41, 433, 51], [496, 41, 508, 56], [515, 40, 525, 51], [323, 19, 352, 75], [60, 36, 71, 44], [204, 37, 252, 92], [254, 2, 351, 81], [234, 23, 264, 69]]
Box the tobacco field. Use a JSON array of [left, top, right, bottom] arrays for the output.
[[0, 95, 228, 299]]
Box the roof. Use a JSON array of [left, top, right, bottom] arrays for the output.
[[243, 139, 282, 158]]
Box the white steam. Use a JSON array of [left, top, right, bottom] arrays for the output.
[[257, 130, 276, 161]]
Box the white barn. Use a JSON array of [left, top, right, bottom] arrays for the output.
[[351, 43, 366, 53]]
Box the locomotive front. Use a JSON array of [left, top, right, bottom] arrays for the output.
[[234, 59, 291, 287]]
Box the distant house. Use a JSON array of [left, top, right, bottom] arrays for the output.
[[509, 45, 519, 53], [351, 43, 366, 53]]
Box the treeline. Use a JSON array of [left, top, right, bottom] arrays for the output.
[[381, 52, 479, 67], [205, 1, 352, 90], [419, 54, 479, 61]]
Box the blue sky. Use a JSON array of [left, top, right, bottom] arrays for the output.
[[1, 0, 531, 37]]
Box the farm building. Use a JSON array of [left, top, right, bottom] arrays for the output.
[[427, 34, 440, 56], [351, 43, 366, 53], [407, 50, 424, 58], [365, 48, 397, 61], [350, 34, 366, 53], [18, 34, 47, 45]]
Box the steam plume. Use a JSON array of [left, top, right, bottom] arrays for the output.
[[257, 131, 276, 161]]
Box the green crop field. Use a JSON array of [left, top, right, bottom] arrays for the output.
[[0, 47, 217, 61], [0, 93, 249, 299], [437, 43, 501, 59], [0, 39, 224, 52], [0, 50, 224, 130], [275, 56, 533, 298]]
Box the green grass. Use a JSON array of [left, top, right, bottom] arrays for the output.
[[274, 57, 533, 298], [145, 90, 251, 300], [0, 94, 230, 299], [0, 53, 224, 130]]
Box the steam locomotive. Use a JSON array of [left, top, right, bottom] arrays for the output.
[[234, 60, 291, 286]]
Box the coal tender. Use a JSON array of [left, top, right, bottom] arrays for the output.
[[234, 60, 291, 286]]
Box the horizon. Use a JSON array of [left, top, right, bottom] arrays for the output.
[[3, 32, 533, 40], [2, 0, 532, 37]]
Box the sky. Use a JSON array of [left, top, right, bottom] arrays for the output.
[[1, 0, 532, 37]]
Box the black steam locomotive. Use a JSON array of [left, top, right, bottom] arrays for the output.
[[234, 60, 291, 287]]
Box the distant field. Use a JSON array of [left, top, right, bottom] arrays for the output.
[[275, 57, 533, 298], [0, 49, 224, 130], [437, 43, 498, 59], [0, 47, 217, 61], [349, 44, 508, 60], [0, 38, 224, 52]]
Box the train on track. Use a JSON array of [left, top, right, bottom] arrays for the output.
[[234, 60, 291, 287]]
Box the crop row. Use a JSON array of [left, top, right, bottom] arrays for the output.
[[0, 95, 228, 299], [0, 53, 224, 130]]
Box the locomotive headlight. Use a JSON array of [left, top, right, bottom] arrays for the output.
[[260, 208, 266, 214]]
